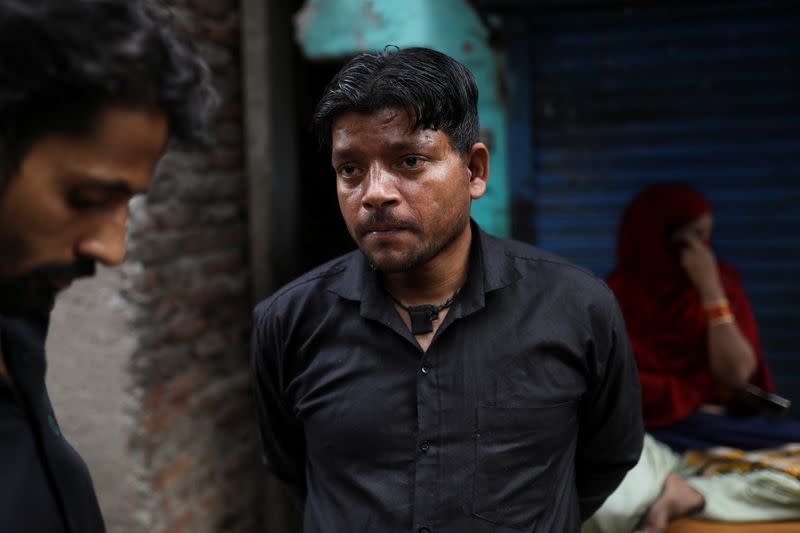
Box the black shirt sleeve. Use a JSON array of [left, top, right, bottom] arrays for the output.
[[575, 287, 644, 520], [250, 304, 307, 507]]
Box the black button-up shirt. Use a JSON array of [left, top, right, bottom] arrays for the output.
[[0, 311, 105, 533], [252, 223, 644, 533]]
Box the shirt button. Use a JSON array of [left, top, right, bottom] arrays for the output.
[[420, 441, 430, 453], [418, 528, 431, 533], [421, 365, 429, 374]]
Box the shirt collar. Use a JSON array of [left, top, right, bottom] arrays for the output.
[[0, 310, 50, 390], [327, 219, 522, 322]]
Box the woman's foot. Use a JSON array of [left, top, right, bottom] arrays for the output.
[[640, 473, 705, 533]]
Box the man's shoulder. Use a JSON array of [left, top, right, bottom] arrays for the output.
[[484, 232, 619, 314], [489, 233, 569, 264], [253, 250, 360, 319], [488, 233, 605, 288]]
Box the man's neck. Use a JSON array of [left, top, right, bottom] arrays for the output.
[[383, 223, 473, 306]]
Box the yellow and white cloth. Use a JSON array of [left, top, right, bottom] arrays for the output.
[[582, 436, 800, 533]]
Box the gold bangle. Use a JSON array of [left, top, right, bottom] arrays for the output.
[[705, 301, 732, 322], [708, 314, 735, 327], [703, 297, 729, 310]]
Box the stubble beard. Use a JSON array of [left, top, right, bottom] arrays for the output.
[[0, 224, 96, 316], [364, 210, 470, 274]]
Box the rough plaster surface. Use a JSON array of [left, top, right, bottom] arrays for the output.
[[46, 266, 137, 533]]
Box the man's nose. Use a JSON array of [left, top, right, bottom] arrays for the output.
[[361, 167, 400, 210], [76, 205, 129, 266]]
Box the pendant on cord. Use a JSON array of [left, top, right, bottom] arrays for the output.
[[390, 288, 461, 336], [406, 305, 439, 335]]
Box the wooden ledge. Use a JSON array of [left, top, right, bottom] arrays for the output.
[[667, 518, 800, 532]]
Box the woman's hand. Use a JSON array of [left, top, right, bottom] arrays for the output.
[[679, 237, 757, 387], [679, 234, 724, 302]]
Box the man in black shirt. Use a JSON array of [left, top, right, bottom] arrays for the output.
[[251, 47, 644, 532], [0, 2, 217, 531]]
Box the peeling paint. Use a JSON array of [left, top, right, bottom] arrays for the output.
[[364, 1, 383, 26], [294, 0, 510, 236], [293, 2, 319, 38]]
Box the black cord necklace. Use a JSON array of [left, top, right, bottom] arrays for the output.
[[389, 288, 461, 335]]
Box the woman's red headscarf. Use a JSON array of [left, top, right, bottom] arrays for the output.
[[606, 183, 773, 428]]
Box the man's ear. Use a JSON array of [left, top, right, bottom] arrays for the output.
[[466, 142, 489, 200]]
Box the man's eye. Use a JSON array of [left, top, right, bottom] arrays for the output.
[[68, 195, 110, 210], [67, 190, 121, 210], [403, 156, 421, 168], [340, 164, 358, 177]]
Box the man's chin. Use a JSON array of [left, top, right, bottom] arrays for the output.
[[362, 249, 421, 274], [0, 259, 95, 316]]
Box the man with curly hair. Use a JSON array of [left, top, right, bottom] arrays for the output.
[[0, 1, 217, 531]]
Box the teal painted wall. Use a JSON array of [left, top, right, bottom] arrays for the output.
[[295, 0, 510, 237]]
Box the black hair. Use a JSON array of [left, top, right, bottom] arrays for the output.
[[313, 47, 479, 155], [0, 0, 219, 180]]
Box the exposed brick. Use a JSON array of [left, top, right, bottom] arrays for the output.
[[209, 75, 241, 103], [159, 496, 173, 517], [150, 294, 184, 322], [150, 204, 198, 231], [164, 508, 195, 533], [202, 251, 243, 276], [145, 172, 180, 203], [191, 0, 236, 19], [217, 102, 242, 120], [196, 41, 234, 69], [128, 233, 184, 265], [170, 367, 209, 401], [192, 331, 228, 360], [122, 0, 262, 531], [199, 489, 220, 511], [215, 120, 242, 145], [208, 148, 242, 170], [189, 378, 246, 417], [182, 286, 226, 309], [174, 173, 244, 202], [143, 384, 167, 410], [202, 203, 241, 225], [143, 402, 189, 435], [205, 20, 238, 47], [214, 402, 250, 430], [154, 453, 196, 492], [166, 317, 208, 342], [132, 344, 191, 377], [127, 268, 161, 294], [129, 200, 157, 232], [178, 226, 247, 255]]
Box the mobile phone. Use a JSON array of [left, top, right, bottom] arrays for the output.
[[726, 384, 791, 417]]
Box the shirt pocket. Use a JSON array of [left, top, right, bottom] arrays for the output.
[[471, 401, 576, 531]]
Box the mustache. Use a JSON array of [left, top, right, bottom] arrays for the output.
[[357, 211, 418, 235], [31, 257, 97, 282], [1, 257, 97, 290]]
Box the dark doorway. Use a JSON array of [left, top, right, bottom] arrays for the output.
[[292, 59, 356, 278]]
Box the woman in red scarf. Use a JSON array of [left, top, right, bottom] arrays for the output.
[[606, 183, 797, 451]]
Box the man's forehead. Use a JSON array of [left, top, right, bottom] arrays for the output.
[[331, 108, 441, 151]]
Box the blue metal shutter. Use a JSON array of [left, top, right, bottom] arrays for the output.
[[507, 1, 800, 410]]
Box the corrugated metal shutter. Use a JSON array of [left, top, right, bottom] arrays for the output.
[[506, 1, 800, 409]]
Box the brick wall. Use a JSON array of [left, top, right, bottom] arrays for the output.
[[120, 1, 264, 531]]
